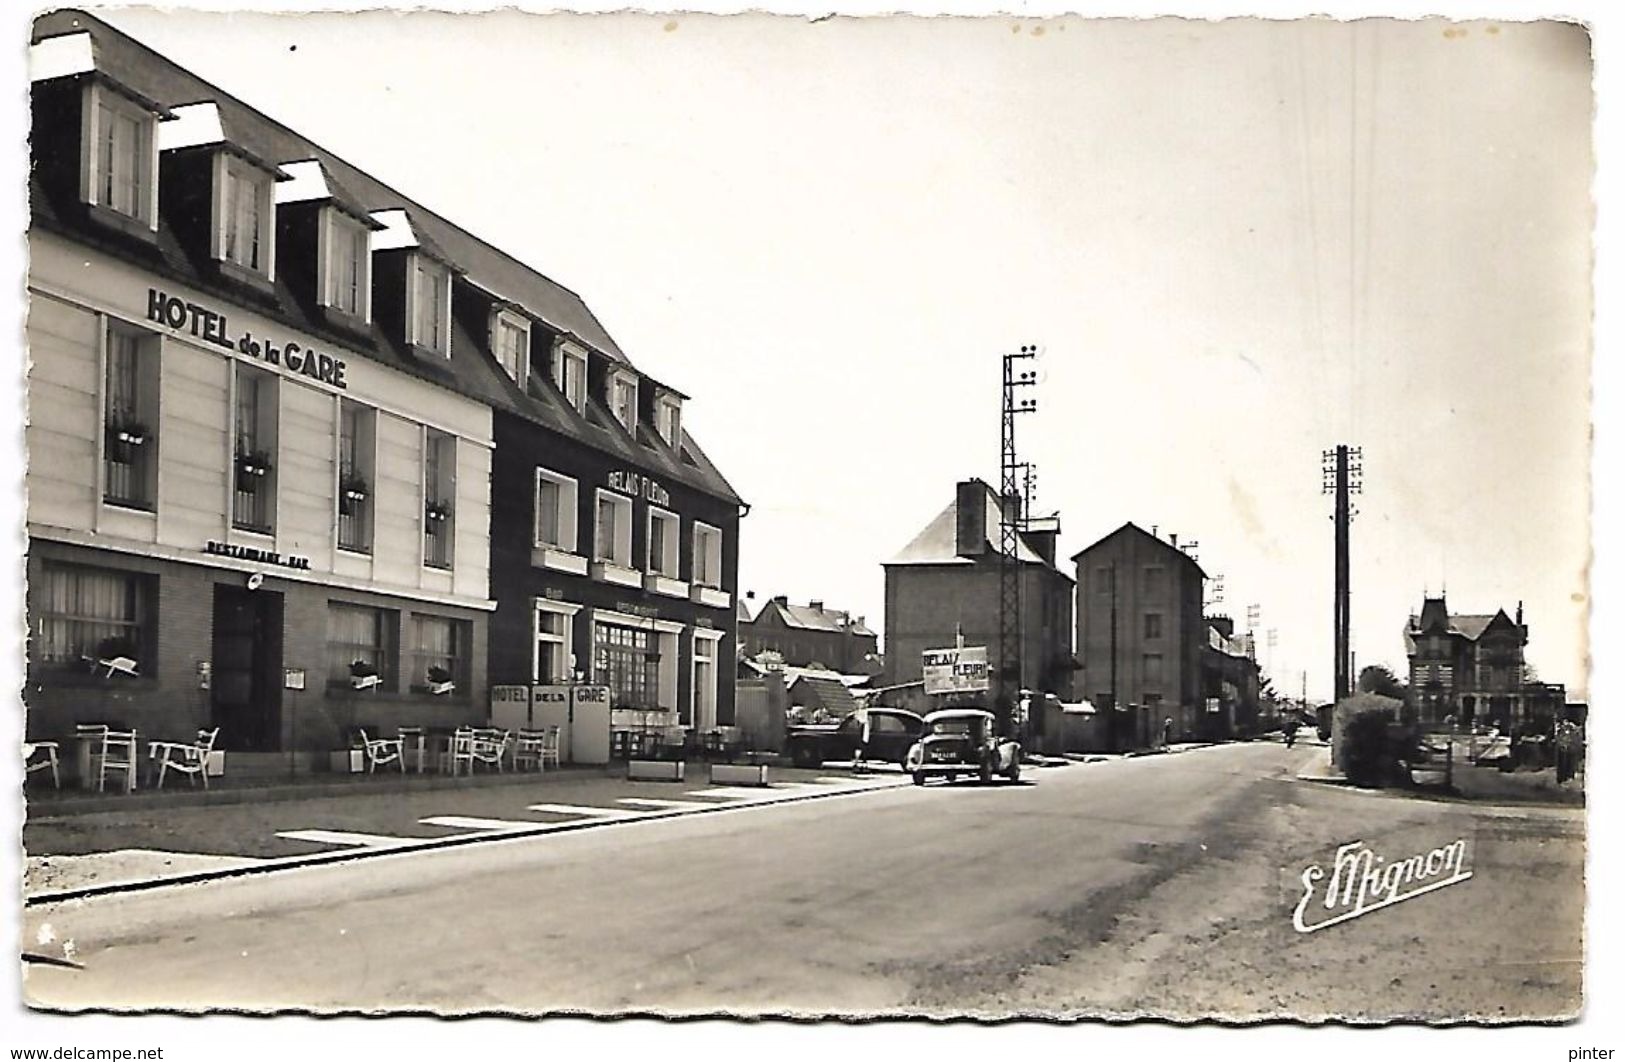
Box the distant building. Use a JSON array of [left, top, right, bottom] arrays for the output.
[[740, 596, 879, 675], [1404, 596, 1559, 730], [883, 479, 1075, 706], [1073, 522, 1208, 747], [1202, 616, 1262, 740]]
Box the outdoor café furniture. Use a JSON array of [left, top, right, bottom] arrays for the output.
[[541, 726, 562, 770], [444, 726, 477, 776], [398, 726, 429, 773], [513, 727, 554, 772], [74, 723, 109, 790], [356, 728, 406, 774], [469, 728, 512, 772], [24, 741, 61, 789], [657, 726, 688, 761], [148, 727, 220, 789], [94, 728, 139, 793]]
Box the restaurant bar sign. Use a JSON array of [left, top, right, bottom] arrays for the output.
[[923, 645, 990, 695], [205, 539, 312, 571], [148, 289, 349, 390], [606, 469, 670, 507]]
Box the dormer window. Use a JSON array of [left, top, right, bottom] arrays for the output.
[[554, 340, 586, 411], [216, 155, 275, 278], [656, 395, 682, 448], [409, 255, 451, 356], [609, 370, 638, 433], [321, 208, 371, 321], [492, 308, 530, 384], [81, 83, 158, 228]]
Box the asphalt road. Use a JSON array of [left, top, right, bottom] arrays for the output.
[[22, 742, 1582, 1019]]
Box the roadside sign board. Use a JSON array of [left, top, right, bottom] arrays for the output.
[[923, 645, 990, 695]]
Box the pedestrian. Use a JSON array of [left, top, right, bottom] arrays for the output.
[[1162, 717, 1173, 749], [1555, 719, 1581, 785]]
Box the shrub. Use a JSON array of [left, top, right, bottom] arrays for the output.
[[1332, 693, 1404, 786]]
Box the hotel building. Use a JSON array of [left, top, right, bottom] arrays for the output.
[[23, 10, 743, 765]]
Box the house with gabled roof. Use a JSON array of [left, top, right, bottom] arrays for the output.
[[1404, 595, 1552, 730], [1073, 522, 1212, 747], [883, 479, 1075, 711], [740, 596, 880, 675]]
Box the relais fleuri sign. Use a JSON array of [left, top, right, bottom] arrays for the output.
[[147, 288, 351, 390], [923, 645, 990, 695]]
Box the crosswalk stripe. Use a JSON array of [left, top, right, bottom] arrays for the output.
[[526, 803, 646, 818], [616, 798, 707, 809], [419, 816, 551, 831], [683, 787, 770, 799], [276, 829, 418, 848]]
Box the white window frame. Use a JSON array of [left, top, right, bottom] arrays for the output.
[[656, 395, 682, 448], [691, 627, 724, 731], [533, 467, 579, 552], [213, 154, 276, 279], [692, 521, 723, 588], [554, 339, 587, 411], [407, 253, 452, 356], [533, 599, 583, 685], [80, 83, 159, 229], [492, 307, 530, 384], [609, 369, 639, 432], [319, 207, 372, 321], [593, 489, 634, 568], [646, 506, 680, 579]]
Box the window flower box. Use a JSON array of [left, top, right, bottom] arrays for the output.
[[349, 659, 380, 691], [426, 666, 456, 696], [105, 421, 150, 463], [236, 450, 274, 493], [339, 474, 370, 515]]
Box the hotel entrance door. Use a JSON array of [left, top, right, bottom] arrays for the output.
[[211, 584, 284, 752]]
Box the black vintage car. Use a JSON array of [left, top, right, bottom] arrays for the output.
[[784, 708, 926, 768]]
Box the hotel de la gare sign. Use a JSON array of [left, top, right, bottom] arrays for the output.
[[147, 287, 353, 390]]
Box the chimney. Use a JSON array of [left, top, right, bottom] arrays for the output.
[[1001, 491, 1023, 526], [772, 594, 788, 607], [810, 600, 824, 612], [1516, 600, 1524, 625], [1170, 533, 1179, 548], [955, 480, 988, 558]]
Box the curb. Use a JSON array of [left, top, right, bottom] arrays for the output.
[[24, 776, 909, 908]]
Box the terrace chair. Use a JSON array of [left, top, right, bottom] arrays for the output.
[[75, 723, 109, 787], [540, 725, 563, 771], [149, 727, 220, 790], [97, 728, 139, 793], [469, 728, 512, 773], [513, 728, 548, 772], [24, 741, 61, 790], [356, 728, 405, 774], [446, 727, 477, 776]]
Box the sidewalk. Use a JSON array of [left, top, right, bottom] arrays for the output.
[[23, 761, 911, 900]]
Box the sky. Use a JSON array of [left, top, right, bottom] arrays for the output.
[[2, 7, 1598, 708]]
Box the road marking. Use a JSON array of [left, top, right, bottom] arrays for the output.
[[275, 829, 418, 848], [526, 803, 647, 819], [419, 816, 551, 831], [616, 798, 708, 809], [683, 787, 772, 799]]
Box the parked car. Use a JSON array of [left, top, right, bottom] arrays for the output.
[[903, 708, 1022, 786], [784, 708, 925, 768]]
